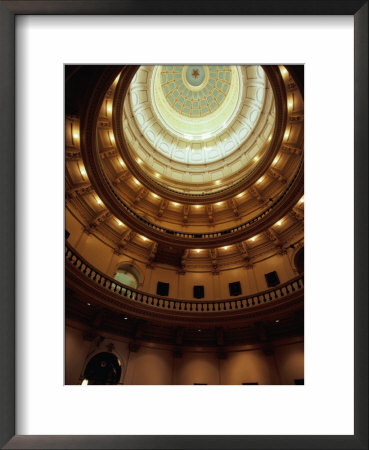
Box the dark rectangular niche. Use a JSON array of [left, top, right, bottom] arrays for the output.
[[294, 379, 304, 385], [65, 229, 70, 240], [156, 281, 169, 296], [229, 281, 242, 296], [193, 383, 208, 385], [242, 382, 259, 385], [265, 271, 280, 287], [193, 285, 205, 299]]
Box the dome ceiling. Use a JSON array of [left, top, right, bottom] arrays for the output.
[[66, 64, 304, 267], [154, 65, 238, 136], [123, 65, 276, 193]]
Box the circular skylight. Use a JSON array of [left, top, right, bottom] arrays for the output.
[[152, 65, 241, 141], [160, 65, 232, 118]]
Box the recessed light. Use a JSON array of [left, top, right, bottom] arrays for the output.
[[198, 329, 202, 332], [133, 179, 140, 185], [123, 317, 128, 320], [152, 193, 159, 198], [250, 236, 256, 242], [141, 236, 147, 241], [257, 177, 263, 184], [107, 103, 112, 114], [253, 156, 259, 162], [215, 180, 221, 185], [109, 132, 115, 142], [116, 219, 124, 226], [276, 220, 282, 226], [155, 173, 161, 178], [237, 192, 244, 198], [275, 319, 280, 323], [195, 249, 201, 253], [300, 197, 304, 203], [96, 197, 102, 205], [137, 158, 142, 164], [273, 157, 279, 164], [119, 159, 125, 166], [194, 205, 201, 209], [86, 302, 91, 306], [216, 202, 223, 206], [80, 168, 86, 176], [223, 246, 229, 250], [172, 202, 179, 206], [73, 132, 79, 139]]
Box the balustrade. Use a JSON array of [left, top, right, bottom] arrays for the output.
[[66, 245, 304, 313], [101, 159, 303, 241]]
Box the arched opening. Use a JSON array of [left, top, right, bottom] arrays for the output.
[[82, 352, 121, 385], [114, 263, 140, 289], [294, 247, 304, 274]]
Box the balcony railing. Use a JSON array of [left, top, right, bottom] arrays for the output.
[[66, 244, 304, 313], [102, 158, 303, 240]]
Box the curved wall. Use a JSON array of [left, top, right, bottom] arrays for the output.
[[66, 325, 303, 385], [66, 208, 303, 300]]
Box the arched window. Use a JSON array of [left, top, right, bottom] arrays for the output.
[[114, 263, 140, 289], [82, 352, 121, 385], [294, 247, 304, 274]]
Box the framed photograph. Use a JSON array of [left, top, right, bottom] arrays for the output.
[[1, 1, 367, 449]]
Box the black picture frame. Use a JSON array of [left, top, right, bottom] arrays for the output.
[[0, 1, 367, 448]]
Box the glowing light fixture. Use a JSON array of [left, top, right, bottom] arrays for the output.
[[194, 205, 201, 209], [195, 249, 201, 253], [119, 159, 125, 167], [257, 177, 263, 184], [268, 135, 272, 142], [276, 220, 282, 226], [107, 102, 112, 114], [86, 302, 91, 306], [137, 158, 142, 165], [109, 131, 115, 142], [141, 235, 147, 241], [155, 173, 161, 178], [133, 178, 140, 185], [215, 180, 221, 185], [250, 236, 256, 242], [96, 197, 102, 205], [300, 196, 304, 203], [253, 156, 259, 162], [80, 167, 86, 176], [152, 193, 159, 198], [223, 246, 229, 250], [73, 131, 79, 139], [216, 201, 223, 206], [273, 156, 279, 165], [116, 219, 124, 226], [172, 202, 179, 206], [81, 379, 89, 385], [237, 192, 244, 198], [284, 129, 290, 139]]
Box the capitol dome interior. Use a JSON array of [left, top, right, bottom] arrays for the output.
[[65, 64, 304, 385]]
